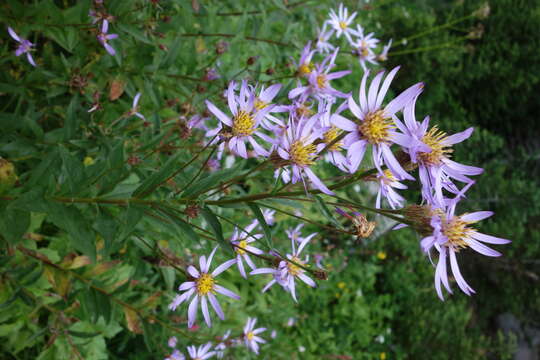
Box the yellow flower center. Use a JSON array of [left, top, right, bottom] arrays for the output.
[[442, 216, 473, 251], [323, 127, 343, 151], [254, 98, 268, 111], [289, 141, 316, 167], [246, 331, 254, 341], [378, 169, 396, 184], [287, 256, 305, 276], [339, 21, 348, 30], [196, 273, 215, 295], [418, 126, 452, 166], [295, 104, 314, 118], [232, 110, 256, 137], [298, 62, 314, 76], [235, 240, 248, 255], [360, 47, 370, 58], [316, 74, 328, 89], [358, 109, 394, 144]]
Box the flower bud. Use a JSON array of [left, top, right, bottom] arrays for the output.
[[0, 158, 17, 195]]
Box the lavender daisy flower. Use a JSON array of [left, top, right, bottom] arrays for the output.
[[315, 101, 350, 171], [165, 350, 185, 360], [421, 206, 510, 300], [168, 336, 178, 348], [332, 67, 425, 178], [230, 222, 264, 278], [7, 27, 36, 66], [251, 230, 316, 302], [187, 343, 216, 360], [327, 3, 357, 44], [169, 247, 238, 327], [277, 232, 317, 302], [373, 169, 407, 209], [214, 330, 231, 359], [276, 115, 334, 195], [294, 42, 316, 77], [205, 81, 275, 158], [97, 20, 118, 56], [128, 92, 145, 120], [351, 25, 379, 70], [290, 49, 351, 101], [316, 23, 336, 54], [285, 223, 305, 243], [377, 39, 393, 62], [243, 317, 267, 355], [400, 100, 483, 206], [261, 209, 276, 226]]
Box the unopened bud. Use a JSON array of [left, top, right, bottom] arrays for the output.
[[215, 41, 229, 55], [265, 68, 275, 75], [0, 158, 17, 194], [246, 56, 258, 66], [474, 2, 490, 19], [185, 204, 200, 219], [353, 214, 376, 238], [313, 270, 328, 280], [403, 204, 434, 237]]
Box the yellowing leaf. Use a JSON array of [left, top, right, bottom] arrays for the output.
[[123, 306, 142, 334]]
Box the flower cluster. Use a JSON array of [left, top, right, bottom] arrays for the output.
[[322, 3, 393, 70], [190, 3, 510, 304], [164, 318, 268, 359]]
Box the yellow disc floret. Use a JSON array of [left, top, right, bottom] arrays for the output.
[[246, 332, 255, 341], [442, 216, 474, 251], [418, 126, 453, 165], [254, 98, 268, 111], [298, 62, 314, 76], [316, 74, 328, 89], [196, 273, 215, 295], [339, 21, 348, 30], [232, 110, 256, 137], [323, 127, 343, 151], [287, 256, 305, 277], [358, 109, 394, 144], [289, 141, 316, 167], [235, 240, 248, 255]]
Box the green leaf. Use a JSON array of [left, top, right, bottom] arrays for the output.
[[313, 195, 342, 229], [63, 93, 79, 140], [200, 206, 230, 253], [248, 202, 273, 249], [132, 152, 184, 198], [67, 330, 102, 339], [58, 145, 85, 196], [181, 163, 246, 199], [0, 208, 29, 245]]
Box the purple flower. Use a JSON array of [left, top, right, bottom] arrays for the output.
[[327, 3, 357, 44], [7, 27, 36, 66], [315, 23, 335, 54], [128, 92, 145, 120], [332, 67, 425, 178], [214, 330, 231, 359], [168, 336, 178, 348], [375, 169, 407, 209], [421, 205, 510, 300], [351, 25, 379, 70], [187, 343, 216, 360], [315, 100, 350, 171], [251, 229, 316, 302], [203, 68, 220, 81], [97, 20, 118, 56], [205, 81, 276, 158], [229, 222, 264, 278], [377, 39, 393, 62], [294, 42, 317, 77], [168, 247, 238, 328], [165, 350, 185, 360], [399, 100, 483, 206], [243, 317, 267, 355], [276, 114, 334, 195], [289, 48, 351, 101]]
